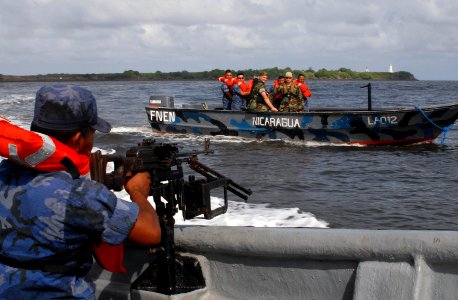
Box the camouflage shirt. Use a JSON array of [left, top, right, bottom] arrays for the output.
[[275, 83, 305, 112], [247, 80, 270, 112], [0, 159, 139, 299]]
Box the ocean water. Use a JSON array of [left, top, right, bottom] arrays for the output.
[[1, 80, 457, 230]]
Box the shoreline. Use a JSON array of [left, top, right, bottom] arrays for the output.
[[0, 77, 417, 83], [0, 69, 417, 82]]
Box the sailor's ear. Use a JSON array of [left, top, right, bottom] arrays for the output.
[[67, 131, 83, 150]]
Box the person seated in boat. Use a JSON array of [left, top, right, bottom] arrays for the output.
[[0, 84, 161, 299], [272, 71, 305, 112], [220, 69, 234, 110], [247, 72, 278, 112], [294, 73, 312, 108]]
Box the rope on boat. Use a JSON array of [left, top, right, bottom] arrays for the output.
[[416, 106, 456, 145]]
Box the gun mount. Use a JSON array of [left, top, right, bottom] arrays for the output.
[[90, 138, 251, 295]]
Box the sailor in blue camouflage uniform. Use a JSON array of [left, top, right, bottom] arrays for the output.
[[221, 69, 234, 110], [0, 84, 161, 299]]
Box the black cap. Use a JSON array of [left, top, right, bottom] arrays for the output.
[[32, 84, 111, 133]]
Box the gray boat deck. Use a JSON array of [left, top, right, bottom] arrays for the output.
[[91, 226, 458, 299]]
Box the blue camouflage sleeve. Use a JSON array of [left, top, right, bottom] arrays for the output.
[[66, 176, 139, 245], [232, 84, 242, 95], [221, 83, 230, 93]]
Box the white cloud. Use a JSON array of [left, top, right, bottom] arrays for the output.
[[1, 0, 458, 79]]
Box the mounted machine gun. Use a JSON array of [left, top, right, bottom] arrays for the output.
[[90, 138, 251, 294]]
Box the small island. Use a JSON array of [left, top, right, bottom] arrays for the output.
[[0, 67, 416, 82]]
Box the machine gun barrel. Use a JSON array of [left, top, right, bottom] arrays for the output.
[[186, 157, 252, 201], [174, 138, 213, 157]]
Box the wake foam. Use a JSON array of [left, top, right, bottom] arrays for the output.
[[114, 190, 329, 228]]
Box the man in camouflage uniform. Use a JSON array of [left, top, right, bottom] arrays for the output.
[[247, 72, 278, 113], [273, 71, 305, 112], [0, 84, 161, 299]]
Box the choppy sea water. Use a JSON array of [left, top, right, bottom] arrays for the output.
[[1, 80, 457, 230]]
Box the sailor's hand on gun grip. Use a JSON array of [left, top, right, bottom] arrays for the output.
[[125, 172, 151, 199]]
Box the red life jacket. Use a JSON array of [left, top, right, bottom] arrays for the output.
[[237, 80, 250, 93], [218, 76, 235, 89], [0, 116, 126, 273], [247, 79, 254, 92], [294, 80, 312, 98], [219, 77, 250, 92], [0, 116, 90, 176]]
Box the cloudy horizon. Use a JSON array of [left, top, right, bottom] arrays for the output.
[[1, 0, 458, 80]]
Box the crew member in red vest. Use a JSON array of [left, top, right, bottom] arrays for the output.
[[294, 73, 312, 108], [231, 72, 251, 110], [219, 70, 235, 109], [235, 72, 250, 93]]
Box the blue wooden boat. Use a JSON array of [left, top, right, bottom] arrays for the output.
[[145, 96, 458, 146]]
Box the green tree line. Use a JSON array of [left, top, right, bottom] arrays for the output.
[[0, 67, 416, 82]]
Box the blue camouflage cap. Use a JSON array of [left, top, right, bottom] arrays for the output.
[[32, 84, 111, 133]]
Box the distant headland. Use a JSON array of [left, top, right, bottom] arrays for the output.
[[0, 67, 416, 82]]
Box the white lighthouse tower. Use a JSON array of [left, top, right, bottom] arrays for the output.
[[389, 64, 394, 73]]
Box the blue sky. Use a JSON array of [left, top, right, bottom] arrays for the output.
[[1, 0, 458, 80]]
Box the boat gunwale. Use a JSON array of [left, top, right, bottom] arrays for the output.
[[145, 102, 458, 115]]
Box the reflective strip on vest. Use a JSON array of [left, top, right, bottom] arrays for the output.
[[8, 133, 56, 167]]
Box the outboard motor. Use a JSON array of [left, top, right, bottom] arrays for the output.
[[149, 95, 174, 108]]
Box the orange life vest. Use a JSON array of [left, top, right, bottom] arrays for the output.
[[0, 115, 126, 273], [218, 76, 235, 89], [247, 79, 254, 92], [0, 116, 90, 175], [237, 80, 250, 93], [294, 80, 312, 98]]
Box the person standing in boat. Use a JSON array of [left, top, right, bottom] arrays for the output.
[[0, 84, 161, 299], [294, 73, 312, 109], [220, 69, 234, 110], [274, 71, 305, 112], [247, 72, 278, 112], [231, 72, 251, 110]]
